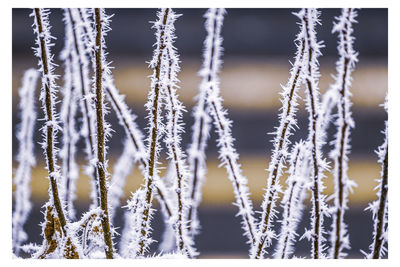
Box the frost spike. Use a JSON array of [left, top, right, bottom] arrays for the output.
[[253, 10, 306, 259], [32, 8, 67, 235], [12, 68, 39, 256], [203, 8, 257, 250], [329, 8, 358, 259]]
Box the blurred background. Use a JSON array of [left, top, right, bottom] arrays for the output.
[[12, 8, 387, 258]]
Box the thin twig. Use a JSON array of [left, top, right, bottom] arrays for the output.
[[94, 8, 113, 259], [33, 8, 67, 235]]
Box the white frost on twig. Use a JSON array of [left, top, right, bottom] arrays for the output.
[[253, 9, 307, 259], [202, 8, 258, 251], [133, 8, 171, 256], [363, 95, 388, 259], [328, 8, 358, 259], [12, 68, 39, 256], [274, 141, 310, 259], [59, 9, 81, 221], [68, 8, 99, 208], [299, 8, 330, 259], [186, 8, 218, 238], [160, 8, 196, 257]]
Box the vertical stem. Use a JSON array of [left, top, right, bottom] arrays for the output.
[[301, 9, 325, 259], [372, 143, 388, 258], [187, 9, 216, 235], [34, 8, 67, 235], [333, 45, 350, 261], [137, 8, 170, 256], [78, 7, 170, 215], [68, 9, 100, 206], [330, 8, 358, 258], [163, 45, 191, 255], [94, 8, 113, 259], [254, 38, 305, 259]]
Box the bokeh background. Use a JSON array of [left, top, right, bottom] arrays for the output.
[[12, 8, 387, 258]]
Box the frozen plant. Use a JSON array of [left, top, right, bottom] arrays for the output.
[[104, 78, 174, 224], [32, 203, 81, 259], [186, 8, 217, 237], [274, 141, 310, 259], [12, 68, 39, 256], [103, 45, 173, 224], [119, 188, 146, 257], [188, 8, 223, 239], [69, 207, 104, 257], [31, 8, 69, 239], [299, 8, 330, 259], [133, 8, 171, 257], [161, 9, 196, 256], [328, 8, 359, 259], [68, 8, 100, 208], [253, 10, 307, 259], [59, 9, 81, 221], [202, 8, 258, 251], [90, 8, 115, 259], [77, 6, 173, 224], [363, 96, 388, 259]]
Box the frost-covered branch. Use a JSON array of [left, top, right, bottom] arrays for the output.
[[274, 141, 310, 259], [252, 11, 306, 259], [92, 8, 114, 259], [120, 188, 146, 258], [31, 8, 68, 235], [329, 8, 358, 259], [186, 8, 216, 237], [77, 7, 173, 222], [364, 96, 388, 259], [134, 8, 171, 257], [12, 68, 39, 256], [203, 8, 257, 250], [300, 8, 329, 259], [104, 78, 173, 222], [161, 10, 196, 257], [60, 9, 81, 221], [67, 8, 99, 207]]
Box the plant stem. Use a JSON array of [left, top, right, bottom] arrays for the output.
[[34, 8, 67, 235], [254, 37, 306, 259], [67, 9, 100, 207], [105, 85, 172, 218], [372, 132, 388, 258], [94, 8, 113, 259], [331, 8, 357, 258], [137, 8, 170, 256], [187, 9, 215, 235], [208, 99, 257, 246], [302, 10, 324, 258]]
